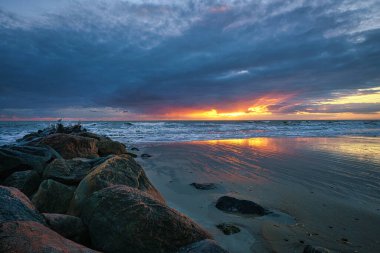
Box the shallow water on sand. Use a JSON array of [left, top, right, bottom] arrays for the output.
[[137, 137, 380, 253]]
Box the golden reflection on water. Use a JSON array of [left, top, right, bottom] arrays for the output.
[[196, 137, 287, 154], [205, 138, 268, 146], [194, 137, 380, 164], [312, 137, 380, 163]]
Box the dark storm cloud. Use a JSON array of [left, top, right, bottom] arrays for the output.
[[0, 0, 379, 118]]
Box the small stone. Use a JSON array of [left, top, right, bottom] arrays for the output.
[[216, 223, 240, 235], [190, 183, 216, 190], [215, 196, 269, 216], [141, 153, 152, 158]]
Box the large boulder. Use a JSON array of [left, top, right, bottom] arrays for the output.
[[39, 133, 99, 159], [32, 179, 75, 213], [177, 239, 229, 253], [43, 158, 95, 185], [0, 145, 59, 180], [0, 221, 99, 253], [215, 196, 270, 216], [97, 139, 126, 156], [81, 186, 211, 253], [2, 170, 41, 197], [0, 186, 45, 224], [68, 155, 164, 215], [43, 213, 90, 245]]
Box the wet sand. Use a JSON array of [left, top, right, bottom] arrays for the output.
[[135, 137, 380, 253]]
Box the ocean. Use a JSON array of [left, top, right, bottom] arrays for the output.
[[0, 120, 379, 146]]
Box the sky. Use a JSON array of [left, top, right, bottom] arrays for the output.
[[0, 0, 379, 121]]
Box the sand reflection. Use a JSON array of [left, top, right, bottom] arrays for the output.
[[196, 137, 288, 154]]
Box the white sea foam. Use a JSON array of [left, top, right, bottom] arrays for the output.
[[0, 120, 379, 145]]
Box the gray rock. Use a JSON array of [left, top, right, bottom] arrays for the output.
[[0, 221, 99, 253], [32, 179, 75, 213], [141, 153, 152, 158], [177, 239, 229, 253], [190, 183, 217, 190], [43, 213, 90, 245], [68, 155, 164, 215], [216, 223, 240, 235], [126, 152, 138, 158], [0, 145, 59, 180], [0, 186, 46, 224], [3, 170, 41, 197], [43, 158, 94, 185], [81, 185, 212, 253], [215, 196, 269, 216]]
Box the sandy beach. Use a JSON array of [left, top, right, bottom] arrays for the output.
[[135, 137, 380, 253]]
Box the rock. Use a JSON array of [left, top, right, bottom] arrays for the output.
[[59, 123, 85, 134], [303, 245, 336, 253], [0, 186, 45, 224], [68, 155, 164, 215], [76, 132, 106, 140], [16, 132, 43, 145], [216, 223, 240, 235], [215, 196, 269, 216], [0, 145, 59, 180], [190, 183, 216, 190], [32, 179, 75, 213], [177, 239, 229, 253], [43, 213, 90, 245], [81, 185, 211, 253], [126, 152, 138, 158], [39, 133, 99, 159], [43, 158, 95, 185], [131, 147, 139, 151], [16, 127, 55, 145], [97, 139, 126, 156], [141, 153, 152, 158], [0, 221, 99, 253], [2, 170, 41, 197]]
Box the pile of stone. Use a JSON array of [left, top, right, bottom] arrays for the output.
[[0, 123, 227, 253]]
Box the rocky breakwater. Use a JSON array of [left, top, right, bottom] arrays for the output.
[[0, 123, 228, 253]]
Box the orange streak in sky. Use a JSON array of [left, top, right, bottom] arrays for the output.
[[164, 94, 292, 120]]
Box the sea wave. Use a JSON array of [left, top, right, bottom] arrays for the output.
[[0, 120, 379, 145]]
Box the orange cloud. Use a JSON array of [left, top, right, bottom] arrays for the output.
[[163, 95, 292, 120]]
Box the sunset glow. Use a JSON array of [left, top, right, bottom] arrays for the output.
[[0, 1, 379, 121], [318, 87, 380, 105]]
